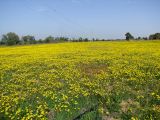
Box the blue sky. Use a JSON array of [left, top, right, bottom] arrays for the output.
[[0, 0, 160, 39]]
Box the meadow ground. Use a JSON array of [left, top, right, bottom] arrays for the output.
[[0, 41, 160, 120]]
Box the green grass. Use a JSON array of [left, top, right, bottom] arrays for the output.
[[0, 41, 160, 119]]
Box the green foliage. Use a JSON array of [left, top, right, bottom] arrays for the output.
[[44, 36, 55, 43], [125, 32, 134, 40], [1, 32, 160, 47], [149, 33, 160, 40], [22, 35, 36, 44], [1, 32, 20, 45]]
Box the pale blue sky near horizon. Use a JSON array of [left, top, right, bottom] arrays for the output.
[[0, 0, 160, 39]]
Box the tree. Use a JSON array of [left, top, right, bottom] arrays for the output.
[[1, 35, 7, 45], [149, 34, 154, 40], [22, 35, 36, 44], [84, 38, 89, 42], [149, 33, 160, 40], [78, 37, 83, 42], [137, 37, 141, 40], [59, 37, 69, 42], [2, 32, 20, 45], [142, 37, 148, 40], [38, 39, 43, 43], [44, 36, 54, 43], [125, 32, 134, 41]]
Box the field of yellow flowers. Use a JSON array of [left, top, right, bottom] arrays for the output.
[[0, 41, 160, 120]]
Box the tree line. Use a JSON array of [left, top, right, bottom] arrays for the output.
[[0, 32, 70, 46], [125, 32, 160, 41], [0, 32, 99, 46], [0, 32, 160, 46]]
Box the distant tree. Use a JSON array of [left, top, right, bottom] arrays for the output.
[[44, 36, 54, 43], [84, 38, 89, 42], [138, 37, 141, 40], [22, 36, 28, 44], [71, 38, 77, 42], [149, 34, 154, 40], [22, 35, 36, 44], [38, 39, 43, 43], [0, 40, 3, 45], [78, 37, 83, 42], [59, 37, 69, 42], [2, 32, 20, 45], [125, 32, 134, 41], [142, 37, 148, 40], [0, 36, 6, 45], [154, 33, 160, 39], [95, 38, 99, 41], [149, 33, 160, 40]]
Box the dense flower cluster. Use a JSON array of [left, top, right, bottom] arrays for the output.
[[0, 41, 160, 119]]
